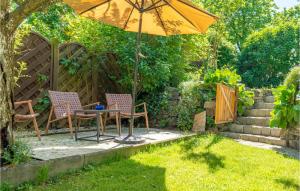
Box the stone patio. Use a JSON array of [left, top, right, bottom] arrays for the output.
[[18, 127, 192, 161]]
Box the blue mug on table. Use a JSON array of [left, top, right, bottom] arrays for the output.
[[95, 104, 105, 110]]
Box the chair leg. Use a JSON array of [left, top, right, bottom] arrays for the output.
[[77, 119, 81, 128], [32, 117, 41, 141], [46, 106, 54, 134], [115, 114, 119, 134], [145, 113, 149, 130], [103, 113, 108, 132], [67, 115, 73, 137]]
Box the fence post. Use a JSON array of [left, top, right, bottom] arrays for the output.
[[51, 38, 59, 90]]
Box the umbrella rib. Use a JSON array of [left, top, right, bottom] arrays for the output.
[[123, 5, 135, 29], [143, 0, 163, 12], [79, 0, 111, 15], [162, 0, 202, 33], [151, 0, 168, 36], [124, 0, 141, 10], [177, 0, 218, 19]]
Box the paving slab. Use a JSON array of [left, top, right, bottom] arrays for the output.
[[235, 139, 299, 160], [18, 128, 192, 161]]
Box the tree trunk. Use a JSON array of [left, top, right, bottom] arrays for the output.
[[0, 5, 16, 155]]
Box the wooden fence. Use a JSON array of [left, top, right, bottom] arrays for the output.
[[215, 83, 238, 124], [14, 32, 122, 129]]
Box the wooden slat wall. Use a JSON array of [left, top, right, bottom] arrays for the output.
[[14, 33, 93, 129], [14, 32, 52, 129], [215, 84, 237, 124]]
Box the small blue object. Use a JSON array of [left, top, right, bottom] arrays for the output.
[[95, 104, 105, 110]]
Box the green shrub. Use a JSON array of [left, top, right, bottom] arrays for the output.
[[177, 80, 204, 131], [3, 141, 32, 165], [237, 85, 254, 116], [238, 22, 299, 87], [284, 66, 300, 87], [270, 66, 300, 129]]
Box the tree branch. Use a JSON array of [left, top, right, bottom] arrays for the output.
[[9, 0, 58, 31]]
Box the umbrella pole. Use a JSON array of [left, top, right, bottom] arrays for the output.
[[129, 11, 143, 136]]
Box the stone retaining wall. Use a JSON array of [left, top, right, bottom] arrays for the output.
[[0, 134, 195, 187], [287, 127, 300, 150]]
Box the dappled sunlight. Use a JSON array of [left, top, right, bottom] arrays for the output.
[[19, 128, 189, 160]]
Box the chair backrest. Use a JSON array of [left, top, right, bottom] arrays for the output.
[[48, 90, 83, 118], [105, 93, 132, 116]]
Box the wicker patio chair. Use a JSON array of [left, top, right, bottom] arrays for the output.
[[105, 93, 149, 130], [14, 100, 41, 140], [46, 91, 100, 136]]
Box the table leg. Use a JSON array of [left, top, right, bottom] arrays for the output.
[[99, 114, 105, 136], [96, 112, 100, 143]]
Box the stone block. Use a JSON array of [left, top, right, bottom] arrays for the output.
[[244, 126, 261, 135], [270, 128, 282, 137], [288, 140, 300, 150], [240, 134, 259, 142], [261, 127, 271, 136], [229, 124, 244, 133]]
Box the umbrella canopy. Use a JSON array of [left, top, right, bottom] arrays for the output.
[[64, 0, 217, 36], [64, 0, 217, 142]]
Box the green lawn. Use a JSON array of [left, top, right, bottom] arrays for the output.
[[28, 134, 299, 191]]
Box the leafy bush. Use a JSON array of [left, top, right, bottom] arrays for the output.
[[270, 66, 300, 129], [3, 141, 32, 165], [177, 80, 205, 131], [237, 85, 254, 116], [238, 22, 300, 87]]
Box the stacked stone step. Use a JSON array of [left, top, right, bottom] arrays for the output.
[[221, 89, 287, 147]]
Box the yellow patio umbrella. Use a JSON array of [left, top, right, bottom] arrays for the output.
[[64, 0, 218, 143]]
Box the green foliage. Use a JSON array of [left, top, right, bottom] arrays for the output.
[[270, 66, 300, 129], [36, 165, 49, 185], [177, 80, 205, 131], [60, 57, 82, 75], [270, 85, 300, 129], [33, 95, 50, 112], [237, 85, 254, 116], [238, 22, 300, 88], [0, 182, 12, 191], [198, 0, 276, 48], [206, 116, 216, 129], [203, 68, 241, 89], [217, 39, 238, 68], [284, 66, 300, 87], [2, 141, 32, 165], [25, 3, 74, 42]]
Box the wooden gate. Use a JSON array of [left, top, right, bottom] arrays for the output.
[[215, 83, 238, 124]]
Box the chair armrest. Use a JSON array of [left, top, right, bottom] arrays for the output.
[[14, 100, 32, 106], [14, 100, 37, 115], [83, 102, 100, 108], [135, 102, 147, 112], [135, 102, 146, 108]]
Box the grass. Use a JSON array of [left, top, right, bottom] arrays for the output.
[[18, 134, 300, 191]]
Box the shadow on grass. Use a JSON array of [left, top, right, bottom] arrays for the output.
[[27, 159, 167, 191], [185, 151, 225, 173], [180, 134, 225, 173], [275, 178, 300, 190]]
